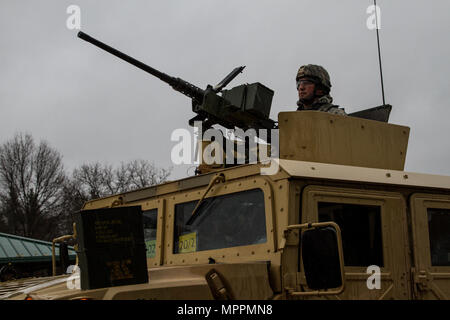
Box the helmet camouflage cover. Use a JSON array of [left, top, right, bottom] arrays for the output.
[[296, 64, 332, 92]]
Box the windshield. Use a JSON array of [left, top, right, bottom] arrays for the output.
[[173, 189, 267, 253]]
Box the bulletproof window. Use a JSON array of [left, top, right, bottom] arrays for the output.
[[318, 202, 383, 267], [143, 209, 158, 258], [427, 208, 450, 266], [173, 189, 266, 254]]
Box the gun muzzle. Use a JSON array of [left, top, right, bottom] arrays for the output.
[[77, 31, 204, 102]]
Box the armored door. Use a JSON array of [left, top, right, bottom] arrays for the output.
[[300, 185, 411, 299], [410, 193, 450, 300]]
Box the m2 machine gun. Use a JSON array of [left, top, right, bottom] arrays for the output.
[[77, 32, 276, 133]]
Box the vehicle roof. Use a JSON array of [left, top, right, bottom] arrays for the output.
[[276, 159, 450, 190]]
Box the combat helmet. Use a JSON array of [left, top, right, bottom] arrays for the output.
[[296, 64, 332, 93]]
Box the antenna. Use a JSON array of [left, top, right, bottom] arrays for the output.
[[374, 0, 386, 105]]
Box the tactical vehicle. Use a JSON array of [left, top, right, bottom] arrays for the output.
[[1, 32, 449, 300]]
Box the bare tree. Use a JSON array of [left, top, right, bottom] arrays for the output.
[[0, 134, 171, 241], [127, 159, 171, 189], [72, 163, 110, 199], [66, 160, 172, 206], [0, 133, 67, 241]]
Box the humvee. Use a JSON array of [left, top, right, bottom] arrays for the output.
[[1, 32, 449, 300], [2, 110, 449, 300]]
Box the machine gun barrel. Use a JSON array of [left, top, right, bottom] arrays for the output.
[[77, 31, 205, 103]]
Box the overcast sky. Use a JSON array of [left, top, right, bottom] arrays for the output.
[[1, 0, 449, 180]]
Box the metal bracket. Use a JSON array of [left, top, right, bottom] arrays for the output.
[[413, 268, 432, 291], [205, 269, 231, 300], [110, 196, 123, 207], [283, 229, 300, 246]]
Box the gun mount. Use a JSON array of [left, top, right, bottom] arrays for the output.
[[77, 32, 276, 133]]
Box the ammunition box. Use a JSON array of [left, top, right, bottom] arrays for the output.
[[74, 206, 148, 290], [243, 82, 273, 119], [222, 82, 274, 119]]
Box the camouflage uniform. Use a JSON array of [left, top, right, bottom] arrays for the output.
[[296, 95, 347, 116], [296, 64, 347, 116]]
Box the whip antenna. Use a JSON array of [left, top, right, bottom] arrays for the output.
[[374, 0, 386, 105]]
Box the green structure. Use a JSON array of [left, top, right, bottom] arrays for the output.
[[0, 232, 76, 281]]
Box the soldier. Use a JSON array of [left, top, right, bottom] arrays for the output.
[[296, 64, 347, 115]]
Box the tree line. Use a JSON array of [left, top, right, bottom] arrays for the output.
[[0, 133, 172, 241]]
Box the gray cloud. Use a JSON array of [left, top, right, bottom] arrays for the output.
[[1, 0, 449, 179]]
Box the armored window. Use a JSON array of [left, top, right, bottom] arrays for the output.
[[143, 209, 158, 258], [173, 189, 266, 254], [427, 208, 450, 266], [318, 202, 383, 267]]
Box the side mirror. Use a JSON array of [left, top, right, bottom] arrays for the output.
[[59, 242, 69, 275], [301, 225, 343, 290], [284, 222, 345, 296]]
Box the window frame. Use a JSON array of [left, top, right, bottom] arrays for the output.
[[139, 199, 165, 267], [164, 177, 276, 266], [301, 185, 408, 274], [411, 193, 450, 273]]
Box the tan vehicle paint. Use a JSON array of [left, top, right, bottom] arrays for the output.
[[2, 111, 449, 300]]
